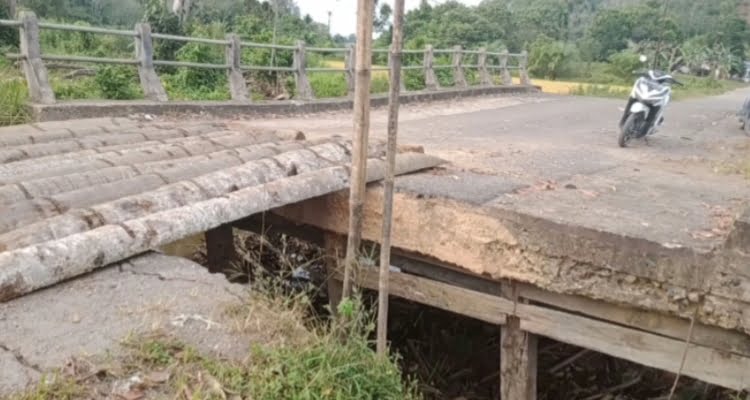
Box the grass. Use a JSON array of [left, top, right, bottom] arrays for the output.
[[528, 74, 747, 100], [2, 247, 421, 400], [0, 67, 31, 127], [3, 377, 84, 400]]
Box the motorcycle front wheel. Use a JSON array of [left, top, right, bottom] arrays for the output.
[[618, 112, 643, 148]]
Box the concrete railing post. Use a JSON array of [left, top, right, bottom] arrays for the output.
[[452, 45, 467, 88], [293, 40, 314, 100], [225, 33, 249, 101], [18, 11, 55, 104], [500, 51, 512, 86], [520, 50, 531, 85], [345, 43, 355, 97], [423, 45, 439, 91], [478, 48, 492, 86], [389, 44, 406, 92], [135, 23, 168, 102]]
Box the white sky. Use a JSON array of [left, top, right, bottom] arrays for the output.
[[296, 0, 483, 36]]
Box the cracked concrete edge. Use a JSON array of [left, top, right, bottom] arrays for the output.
[[0, 251, 250, 396], [29, 86, 540, 122], [0, 345, 41, 395], [275, 188, 750, 334]]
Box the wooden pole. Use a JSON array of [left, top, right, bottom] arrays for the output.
[[342, 0, 375, 299], [376, 0, 405, 356]]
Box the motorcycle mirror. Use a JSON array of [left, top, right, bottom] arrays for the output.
[[639, 55, 648, 63]]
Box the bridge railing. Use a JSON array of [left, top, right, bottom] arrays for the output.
[[0, 11, 531, 104]]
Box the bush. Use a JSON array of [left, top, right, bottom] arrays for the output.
[[0, 69, 29, 126], [52, 76, 101, 100], [371, 75, 390, 94], [309, 73, 348, 98], [94, 66, 142, 100], [246, 298, 421, 400], [528, 36, 576, 80], [606, 51, 642, 81]]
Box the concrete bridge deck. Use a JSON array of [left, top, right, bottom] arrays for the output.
[[248, 90, 750, 391], [1, 89, 749, 393]]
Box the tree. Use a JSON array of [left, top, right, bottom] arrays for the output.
[[528, 35, 575, 79], [586, 9, 632, 61]]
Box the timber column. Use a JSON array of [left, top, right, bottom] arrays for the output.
[[501, 283, 538, 400]]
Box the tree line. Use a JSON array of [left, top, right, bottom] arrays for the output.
[[0, 0, 747, 101]]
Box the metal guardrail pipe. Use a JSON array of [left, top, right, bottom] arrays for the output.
[[306, 47, 348, 53], [306, 67, 345, 72], [1, 13, 531, 104], [38, 22, 135, 37], [240, 41, 296, 51], [240, 65, 295, 72], [6, 53, 139, 65], [151, 33, 229, 46], [153, 60, 228, 69], [0, 19, 21, 27], [42, 54, 138, 65]]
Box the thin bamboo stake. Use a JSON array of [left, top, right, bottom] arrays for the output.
[[376, 0, 405, 356], [342, 0, 375, 299]]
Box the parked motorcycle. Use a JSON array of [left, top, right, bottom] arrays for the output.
[[618, 57, 682, 147]]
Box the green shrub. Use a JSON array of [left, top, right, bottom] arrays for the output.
[[247, 298, 421, 400], [404, 69, 426, 91], [94, 65, 142, 100], [606, 50, 642, 81], [529, 36, 576, 80], [0, 69, 30, 126], [371, 75, 390, 94], [309, 73, 348, 98], [52, 76, 101, 100]]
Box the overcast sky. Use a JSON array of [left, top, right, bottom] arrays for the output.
[[296, 0, 483, 36]]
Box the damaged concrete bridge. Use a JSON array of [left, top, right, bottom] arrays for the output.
[[0, 117, 441, 300], [1, 86, 750, 398]]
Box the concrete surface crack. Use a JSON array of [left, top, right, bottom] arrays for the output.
[[124, 269, 219, 286], [0, 343, 42, 373]]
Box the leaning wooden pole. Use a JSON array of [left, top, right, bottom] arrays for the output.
[[342, 0, 375, 299], [376, 0, 405, 356]]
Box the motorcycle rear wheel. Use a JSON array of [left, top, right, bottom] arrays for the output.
[[618, 112, 643, 148]]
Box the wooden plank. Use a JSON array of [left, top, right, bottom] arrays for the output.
[[376, 0, 406, 356], [391, 249, 750, 359], [343, 0, 375, 299], [324, 233, 346, 314], [518, 283, 750, 358], [205, 224, 235, 274], [345, 268, 508, 325], [517, 303, 750, 391], [501, 316, 538, 400]]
